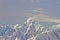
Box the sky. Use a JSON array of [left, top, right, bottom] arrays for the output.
[[0, 0, 60, 25]]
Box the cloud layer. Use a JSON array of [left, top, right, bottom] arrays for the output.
[[24, 8, 60, 23], [28, 14, 60, 23]]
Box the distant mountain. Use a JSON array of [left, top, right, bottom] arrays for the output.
[[0, 18, 60, 40]]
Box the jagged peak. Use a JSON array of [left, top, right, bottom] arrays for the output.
[[0, 18, 60, 40]]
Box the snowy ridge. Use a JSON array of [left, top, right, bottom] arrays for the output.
[[0, 18, 60, 40]]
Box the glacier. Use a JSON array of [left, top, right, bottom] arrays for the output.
[[0, 18, 60, 40]]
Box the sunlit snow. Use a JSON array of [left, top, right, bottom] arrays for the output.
[[0, 18, 60, 40]]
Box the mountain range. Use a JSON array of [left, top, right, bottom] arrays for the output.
[[0, 18, 60, 40]]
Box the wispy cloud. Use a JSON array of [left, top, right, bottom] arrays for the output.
[[32, 8, 45, 13], [52, 24, 60, 29], [24, 8, 60, 23], [31, 0, 49, 2], [24, 8, 45, 13], [28, 14, 60, 23]]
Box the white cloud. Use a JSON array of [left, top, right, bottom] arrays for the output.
[[35, 8, 44, 10], [30, 0, 49, 2], [28, 14, 60, 23], [23, 13, 60, 23], [24, 8, 45, 13], [23, 8, 60, 23], [32, 9, 44, 13], [52, 24, 60, 29]]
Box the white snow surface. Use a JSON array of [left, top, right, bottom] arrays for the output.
[[0, 18, 60, 40]]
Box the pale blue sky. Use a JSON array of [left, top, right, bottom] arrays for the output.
[[0, 0, 60, 24]]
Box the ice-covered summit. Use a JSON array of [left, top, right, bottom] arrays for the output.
[[0, 18, 60, 40]]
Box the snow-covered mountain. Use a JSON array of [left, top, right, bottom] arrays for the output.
[[0, 18, 60, 40]]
